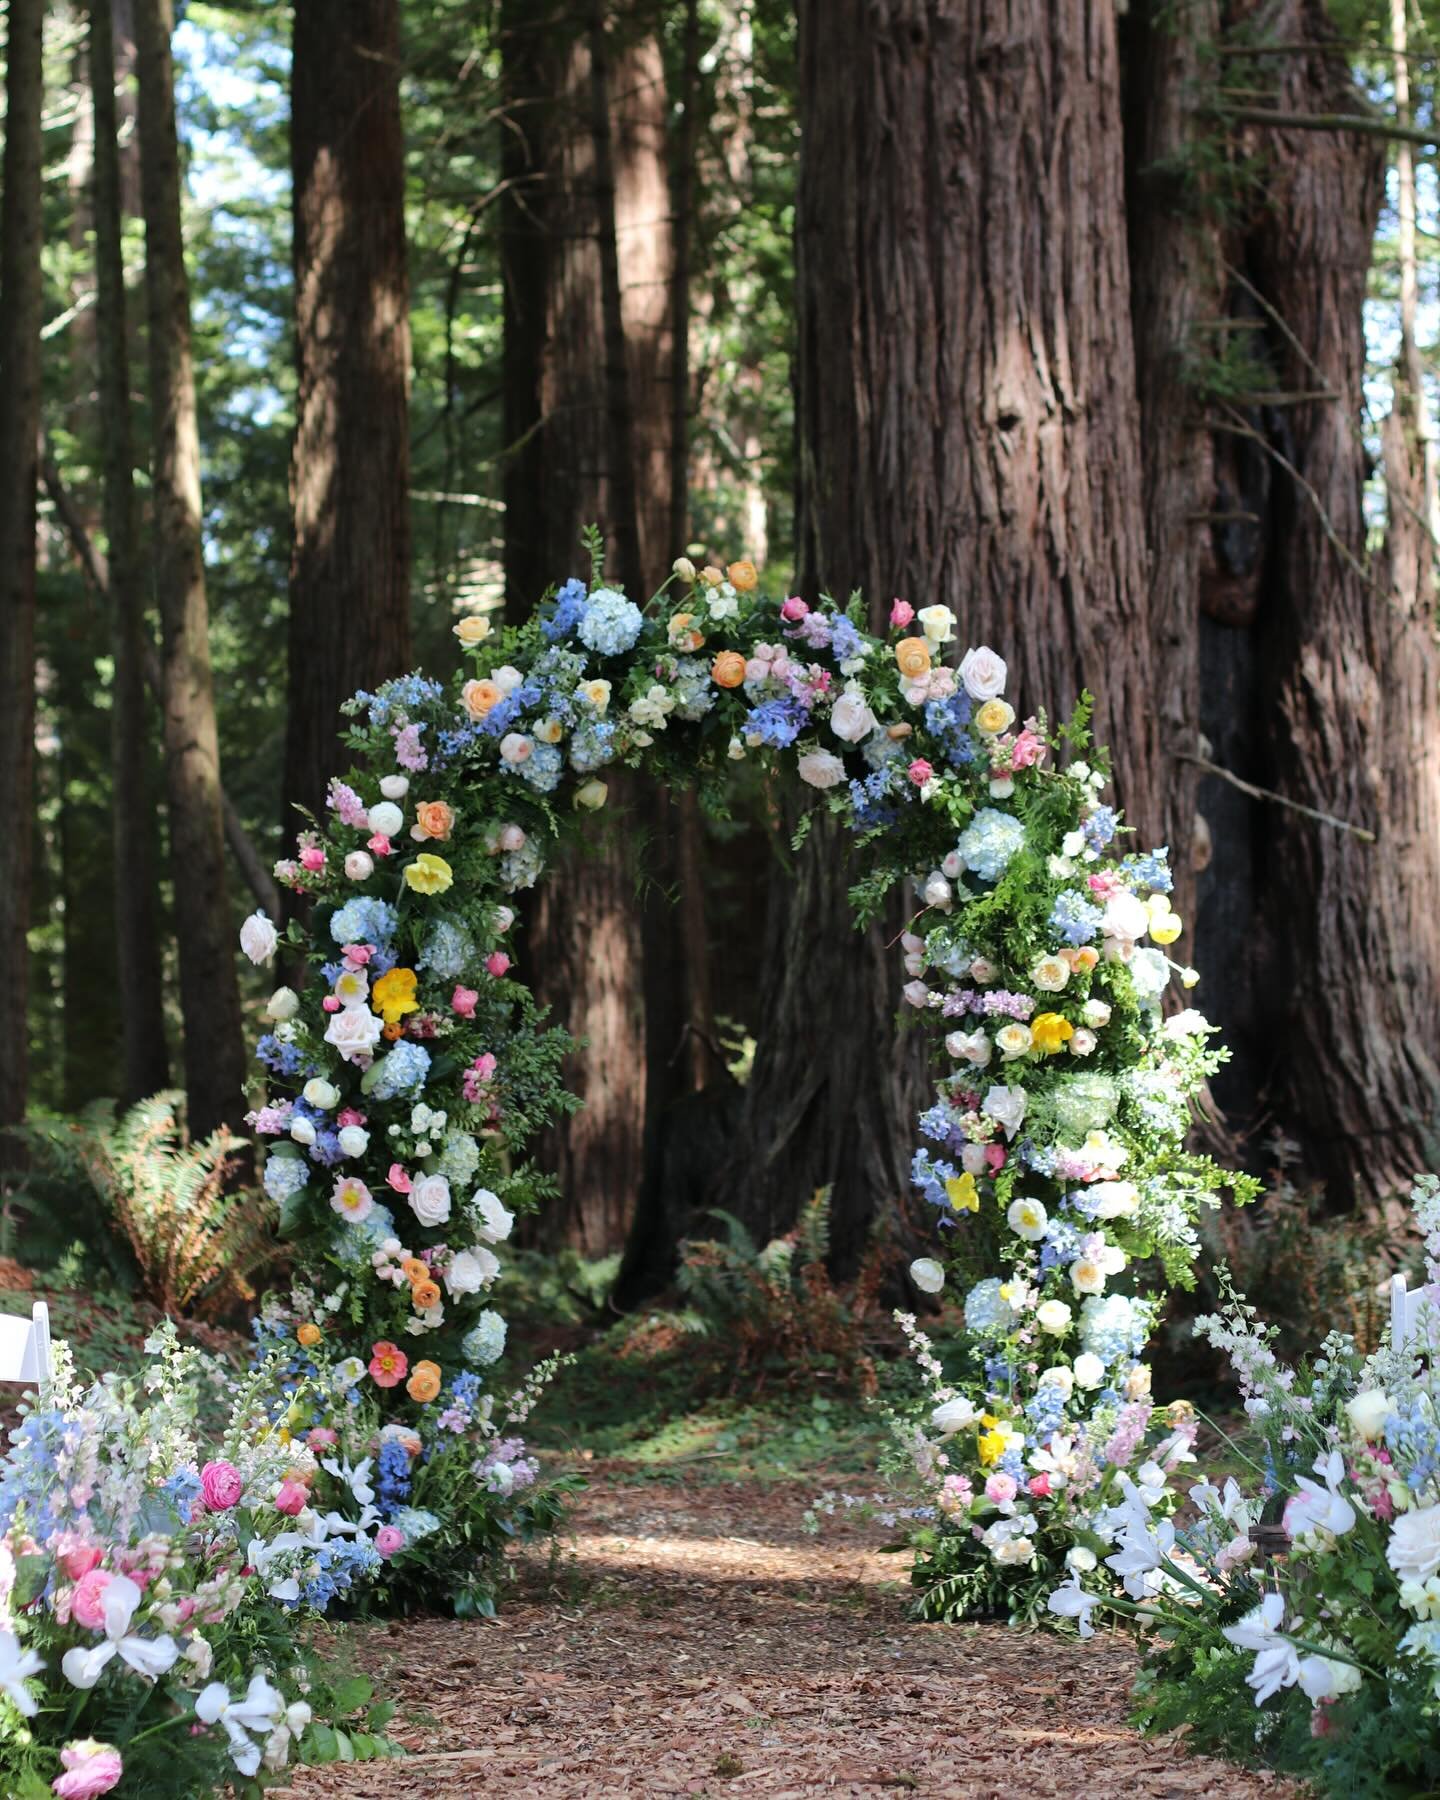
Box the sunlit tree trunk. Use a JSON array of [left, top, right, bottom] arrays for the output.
[[0, 0, 47, 1141], [285, 0, 413, 835], [135, 0, 246, 1137]]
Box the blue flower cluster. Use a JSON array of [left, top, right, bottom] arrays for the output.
[[330, 896, 399, 951], [297, 1537, 382, 1612], [848, 763, 902, 830], [924, 694, 976, 767], [1078, 1293, 1150, 1366], [419, 917, 474, 980], [911, 1147, 961, 1212], [963, 1278, 1016, 1337], [502, 740, 564, 793], [1387, 1404, 1440, 1488], [262, 1153, 309, 1203], [1122, 848, 1173, 894], [956, 808, 1028, 882], [462, 1310, 507, 1366], [744, 695, 808, 748], [1049, 890, 1104, 946], [1025, 1381, 1068, 1439], [577, 587, 644, 655], [348, 674, 445, 728], [375, 1438, 412, 1517], [368, 1041, 432, 1100], [1083, 805, 1119, 850], [542, 578, 589, 642], [257, 1034, 307, 1078], [570, 719, 617, 772]]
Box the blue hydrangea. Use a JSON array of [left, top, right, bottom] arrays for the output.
[[1025, 1381, 1068, 1438], [671, 656, 716, 722], [830, 614, 864, 664], [1123, 849, 1173, 894], [505, 740, 563, 793], [263, 1154, 308, 1202], [437, 1132, 481, 1186], [578, 588, 644, 655], [1049, 889, 1104, 946], [1078, 1293, 1150, 1366], [542, 578, 589, 642], [256, 1034, 308, 1077], [368, 1041, 432, 1100], [419, 917, 474, 980], [964, 1277, 1020, 1337], [569, 720, 617, 772], [923, 694, 975, 767], [745, 696, 808, 748], [330, 896, 399, 950], [328, 1202, 396, 1272], [956, 808, 1028, 881], [390, 1506, 442, 1544], [462, 1310, 508, 1366]]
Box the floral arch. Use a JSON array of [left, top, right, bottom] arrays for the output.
[[239, 550, 1243, 1618]]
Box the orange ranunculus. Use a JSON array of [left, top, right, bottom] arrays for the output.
[[1066, 946, 1100, 975], [406, 1360, 442, 1403], [296, 1322, 322, 1349], [412, 800, 454, 842], [667, 612, 705, 653], [400, 1257, 430, 1285], [726, 559, 758, 592], [411, 1278, 442, 1312], [372, 966, 420, 1027], [462, 677, 501, 719], [894, 637, 932, 680], [711, 650, 747, 689]]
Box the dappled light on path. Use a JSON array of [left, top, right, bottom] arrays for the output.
[[285, 1477, 1294, 1798]]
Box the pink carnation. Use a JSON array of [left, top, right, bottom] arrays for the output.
[[199, 1460, 243, 1512], [52, 1741, 124, 1799], [1027, 1473, 1052, 1499]]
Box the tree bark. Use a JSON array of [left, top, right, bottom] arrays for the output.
[[90, 0, 170, 1103], [135, 0, 246, 1138], [285, 0, 413, 836], [0, 0, 47, 1141]]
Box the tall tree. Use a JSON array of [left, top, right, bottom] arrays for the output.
[[285, 0, 413, 834], [0, 0, 48, 1141], [135, 0, 246, 1137], [90, 0, 170, 1102]]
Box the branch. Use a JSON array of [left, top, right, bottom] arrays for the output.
[[1175, 751, 1377, 843], [38, 451, 281, 916], [1215, 105, 1440, 148]]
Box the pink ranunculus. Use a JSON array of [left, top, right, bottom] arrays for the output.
[[451, 985, 479, 1018], [300, 845, 326, 872], [322, 995, 342, 1013], [779, 595, 809, 622], [984, 1473, 1018, 1505], [984, 1143, 1006, 1176], [199, 1460, 244, 1512], [907, 758, 934, 788], [374, 1526, 406, 1559], [52, 1741, 124, 1799], [70, 1567, 114, 1631], [386, 1163, 412, 1194], [1027, 1473, 1052, 1499], [890, 598, 914, 629], [485, 951, 511, 979], [368, 832, 394, 856], [274, 1479, 308, 1517]]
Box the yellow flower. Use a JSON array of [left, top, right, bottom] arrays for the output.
[[452, 615, 492, 647], [978, 1428, 1007, 1467], [297, 1322, 322, 1349], [699, 564, 725, 587], [894, 637, 932, 680], [945, 1172, 979, 1214], [534, 718, 564, 745], [578, 678, 611, 713], [1149, 911, 1183, 945], [1031, 1012, 1074, 1055], [974, 698, 1015, 736], [404, 854, 453, 896], [372, 966, 420, 1027]]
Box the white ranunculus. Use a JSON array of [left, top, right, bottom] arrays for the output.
[[1068, 1028, 1098, 1057], [493, 664, 524, 695], [445, 1247, 499, 1296], [1031, 956, 1070, 994], [1081, 998, 1112, 1028], [499, 732, 532, 765], [379, 775, 409, 800], [946, 1028, 991, 1067], [367, 800, 404, 838], [344, 851, 374, 881], [931, 1396, 977, 1435], [1072, 1352, 1105, 1390], [1037, 1299, 1073, 1335], [337, 1125, 369, 1158], [240, 912, 279, 965], [324, 1006, 383, 1064], [303, 1078, 339, 1110], [959, 645, 1007, 701], [473, 1188, 515, 1243], [909, 1257, 946, 1294], [797, 749, 846, 790], [409, 1174, 452, 1228], [830, 689, 879, 743], [1345, 1388, 1392, 1442], [265, 987, 299, 1022], [917, 604, 957, 646]]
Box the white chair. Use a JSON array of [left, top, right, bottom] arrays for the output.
[[1391, 1273, 1426, 1353], [0, 1303, 51, 1391]]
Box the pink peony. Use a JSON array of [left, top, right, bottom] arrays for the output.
[[451, 985, 479, 1018], [70, 1568, 114, 1631], [890, 598, 914, 629], [199, 1460, 244, 1512], [343, 943, 374, 966], [374, 1526, 406, 1559], [52, 1741, 124, 1799], [485, 951, 511, 979], [907, 759, 934, 788], [274, 1480, 308, 1517]]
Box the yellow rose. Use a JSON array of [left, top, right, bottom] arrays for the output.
[[894, 637, 932, 680], [578, 678, 611, 713], [411, 800, 454, 842], [974, 698, 1015, 736], [452, 615, 492, 647], [1031, 1012, 1074, 1055], [945, 1172, 980, 1214], [726, 559, 758, 592], [372, 966, 420, 1026], [404, 854, 453, 896]]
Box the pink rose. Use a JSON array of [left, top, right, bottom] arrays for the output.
[[984, 1473, 1017, 1505], [984, 1144, 1006, 1175], [451, 985, 478, 1018], [1010, 728, 1044, 770], [890, 598, 914, 628], [322, 995, 341, 1013], [337, 1108, 365, 1128], [907, 759, 933, 787], [485, 952, 511, 979], [199, 1460, 243, 1512], [52, 1741, 124, 1799], [344, 943, 374, 966], [300, 845, 326, 872], [1027, 1473, 1052, 1499], [56, 1540, 102, 1583], [374, 1526, 406, 1559], [368, 833, 393, 856], [386, 1163, 412, 1194], [71, 1568, 114, 1631], [779, 596, 809, 622], [275, 1480, 308, 1516]]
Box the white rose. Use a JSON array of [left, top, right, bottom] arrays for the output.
[[946, 1029, 991, 1067], [344, 851, 374, 881], [921, 872, 953, 910], [995, 1023, 1033, 1061], [499, 732, 532, 765], [959, 645, 1007, 701], [240, 911, 279, 965], [1345, 1389, 1392, 1442], [909, 1257, 946, 1294], [303, 1078, 339, 1110], [380, 775, 409, 800], [970, 958, 998, 984], [982, 1083, 1028, 1139], [409, 1174, 452, 1228], [796, 749, 846, 790], [931, 1397, 977, 1436], [940, 851, 963, 880], [901, 980, 932, 1008], [324, 1006, 383, 1064], [494, 905, 515, 933], [575, 779, 608, 811], [1037, 1299, 1072, 1335], [473, 1187, 515, 1243], [988, 777, 1015, 800], [1389, 1503, 1440, 1584], [1102, 892, 1149, 943], [290, 1117, 317, 1147], [1071, 1257, 1106, 1296], [1068, 1028, 1098, 1057], [1081, 999, 1112, 1028], [1038, 1365, 1074, 1398], [337, 1125, 369, 1157], [830, 689, 879, 743], [445, 1246, 499, 1296], [265, 987, 299, 1022], [1072, 1352, 1105, 1389], [493, 664, 523, 695], [1031, 956, 1070, 993], [367, 800, 404, 838], [917, 604, 957, 645]]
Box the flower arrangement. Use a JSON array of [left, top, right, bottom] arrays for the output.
[[1037, 1175, 1440, 1796]]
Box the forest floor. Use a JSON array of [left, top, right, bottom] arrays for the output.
[[283, 1467, 1295, 1800]]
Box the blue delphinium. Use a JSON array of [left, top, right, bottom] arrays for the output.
[[1122, 848, 1173, 894], [910, 1147, 961, 1211], [542, 578, 589, 642], [375, 1439, 412, 1518]]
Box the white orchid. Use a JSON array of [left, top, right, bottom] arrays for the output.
[[1104, 1514, 1175, 1599], [1285, 1447, 1356, 1545], [1222, 1592, 1300, 1705], [1047, 1577, 1102, 1638], [60, 1574, 178, 1689], [196, 1670, 288, 1777], [320, 1454, 375, 1508], [0, 1627, 43, 1716]]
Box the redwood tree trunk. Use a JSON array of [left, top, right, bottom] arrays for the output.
[[135, 0, 246, 1138], [0, 0, 46, 1141], [285, 0, 413, 833], [91, 0, 170, 1103]]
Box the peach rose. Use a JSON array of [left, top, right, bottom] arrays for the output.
[[711, 650, 747, 689], [462, 678, 501, 719], [411, 800, 454, 842], [894, 637, 932, 680], [406, 1360, 442, 1403], [727, 559, 758, 591]]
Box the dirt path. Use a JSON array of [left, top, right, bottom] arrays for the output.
[[285, 1474, 1292, 1799]]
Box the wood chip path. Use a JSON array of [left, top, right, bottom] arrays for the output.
[[284, 1473, 1294, 1799]]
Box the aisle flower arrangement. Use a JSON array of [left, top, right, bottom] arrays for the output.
[[240, 540, 1250, 1620], [1038, 1175, 1440, 1797]]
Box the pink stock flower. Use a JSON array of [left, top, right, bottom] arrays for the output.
[[275, 1480, 308, 1517], [907, 759, 934, 788], [451, 985, 479, 1018], [485, 951, 511, 979], [462, 1053, 498, 1104], [386, 1163, 413, 1194], [374, 1526, 406, 1559], [52, 1741, 124, 1799], [199, 1460, 244, 1512], [70, 1568, 114, 1631], [890, 598, 914, 629]]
